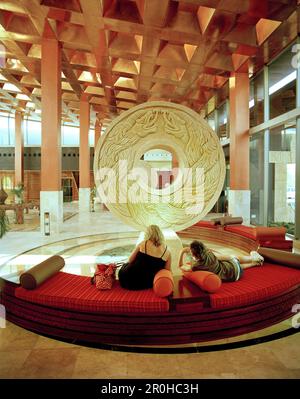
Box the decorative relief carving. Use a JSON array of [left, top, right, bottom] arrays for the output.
[[94, 101, 225, 232]]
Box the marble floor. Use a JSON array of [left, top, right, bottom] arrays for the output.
[[0, 321, 299, 379], [0, 202, 300, 379]]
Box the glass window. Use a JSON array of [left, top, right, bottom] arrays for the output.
[[62, 125, 79, 146], [26, 119, 41, 145], [269, 45, 296, 119], [250, 72, 264, 127], [2, 175, 13, 189], [207, 111, 215, 132], [217, 102, 228, 139], [89, 129, 94, 146], [8, 115, 15, 145], [268, 123, 296, 235], [250, 133, 265, 225], [0, 115, 9, 145]]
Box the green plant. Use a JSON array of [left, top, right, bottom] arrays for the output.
[[0, 210, 9, 238], [90, 186, 97, 212], [11, 182, 24, 203]]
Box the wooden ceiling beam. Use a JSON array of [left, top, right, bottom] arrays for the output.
[[0, 0, 82, 123], [79, 0, 116, 116]]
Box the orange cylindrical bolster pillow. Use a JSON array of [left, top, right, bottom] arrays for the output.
[[153, 269, 174, 297], [255, 226, 286, 240], [258, 247, 300, 269], [183, 270, 222, 293]]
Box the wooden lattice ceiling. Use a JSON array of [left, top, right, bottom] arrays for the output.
[[0, 0, 298, 127]]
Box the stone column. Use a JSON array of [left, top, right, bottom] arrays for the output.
[[229, 65, 250, 224], [79, 98, 90, 212], [40, 37, 63, 234]]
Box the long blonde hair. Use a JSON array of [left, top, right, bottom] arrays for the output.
[[144, 225, 165, 247]]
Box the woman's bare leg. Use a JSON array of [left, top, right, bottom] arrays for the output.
[[237, 255, 255, 264], [236, 253, 263, 268], [213, 251, 263, 267], [239, 262, 260, 269]]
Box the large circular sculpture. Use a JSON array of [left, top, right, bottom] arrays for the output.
[[94, 101, 225, 232]]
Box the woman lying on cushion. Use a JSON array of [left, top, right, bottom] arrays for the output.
[[178, 240, 264, 282], [118, 225, 171, 290]]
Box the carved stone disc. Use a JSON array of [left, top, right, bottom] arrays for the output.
[[94, 101, 225, 232]]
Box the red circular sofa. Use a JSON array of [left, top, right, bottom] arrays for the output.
[[1, 248, 300, 346], [0, 222, 298, 346]]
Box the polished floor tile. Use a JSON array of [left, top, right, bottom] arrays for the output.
[[260, 333, 300, 370], [17, 348, 80, 379], [126, 353, 183, 379], [72, 348, 128, 379], [0, 350, 31, 378], [0, 320, 300, 379]]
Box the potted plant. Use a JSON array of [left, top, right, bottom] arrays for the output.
[[90, 186, 97, 212], [0, 209, 9, 238], [11, 182, 25, 204], [0, 178, 8, 205]]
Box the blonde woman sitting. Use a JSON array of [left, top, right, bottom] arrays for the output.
[[118, 225, 171, 290]]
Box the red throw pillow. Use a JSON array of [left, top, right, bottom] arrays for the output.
[[183, 270, 222, 293], [153, 269, 174, 297]]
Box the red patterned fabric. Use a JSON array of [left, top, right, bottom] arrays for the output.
[[224, 225, 257, 239], [94, 264, 117, 290], [210, 263, 300, 309], [260, 240, 293, 251], [15, 272, 169, 313], [224, 225, 292, 251]]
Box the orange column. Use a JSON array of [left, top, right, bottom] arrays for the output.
[[40, 37, 62, 234], [79, 99, 90, 188], [228, 65, 250, 222], [229, 70, 250, 190], [41, 37, 62, 191], [14, 111, 24, 186], [79, 99, 90, 212], [94, 119, 101, 149]]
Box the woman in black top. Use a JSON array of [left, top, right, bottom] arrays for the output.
[[118, 225, 171, 290]]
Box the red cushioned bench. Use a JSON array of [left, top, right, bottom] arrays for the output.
[[224, 225, 293, 251], [15, 272, 170, 313], [194, 220, 219, 229], [14, 265, 300, 312], [210, 263, 300, 309], [3, 262, 300, 345]]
